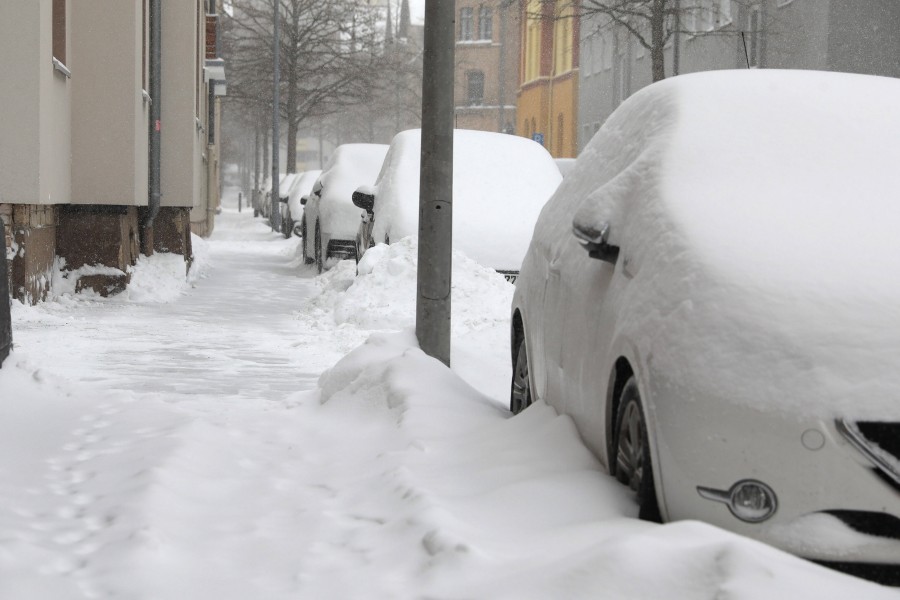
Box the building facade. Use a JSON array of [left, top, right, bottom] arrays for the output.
[[454, 0, 520, 134], [0, 0, 225, 303], [579, 0, 900, 152], [516, 0, 580, 158]]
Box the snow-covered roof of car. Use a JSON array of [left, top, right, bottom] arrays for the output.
[[318, 144, 389, 207], [558, 69, 900, 418], [371, 129, 562, 271], [287, 169, 321, 217]]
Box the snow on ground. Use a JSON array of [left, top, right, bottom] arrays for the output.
[[0, 190, 896, 598]]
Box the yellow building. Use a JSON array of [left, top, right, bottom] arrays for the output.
[[517, 0, 579, 158]]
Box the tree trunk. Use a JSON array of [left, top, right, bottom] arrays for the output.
[[651, 0, 667, 81], [286, 69, 298, 172], [263, 124, 270, 183]]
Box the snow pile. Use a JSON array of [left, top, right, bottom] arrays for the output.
[[47, 234, 210, 304], [299, 237, 515, 400], [311, 330, 898, 599], [333, 238, 513, 333]]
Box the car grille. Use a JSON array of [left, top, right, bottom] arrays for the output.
[[497, 270, 519, 283], [836, 420, 900, 493]]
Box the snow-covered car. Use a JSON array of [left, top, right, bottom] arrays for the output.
[[352, 129, 561, 280], [510, 69, 900, 573], [302, 144, 388, 272], [283, 169, 321, 241], [276, 173, 301, 238]]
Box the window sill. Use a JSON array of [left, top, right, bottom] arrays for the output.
[[52, 57, 71, 79]]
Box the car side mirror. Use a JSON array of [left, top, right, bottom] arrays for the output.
[[300, 195, 309, 206], [352, 188, 375, 213], [573, 221, 619, 264]]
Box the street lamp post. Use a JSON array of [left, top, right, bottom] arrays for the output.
[[270, 0, 282, 232], [416, 0, 455, 366]]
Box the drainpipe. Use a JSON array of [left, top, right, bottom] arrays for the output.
[[145, 0, 162, 245]]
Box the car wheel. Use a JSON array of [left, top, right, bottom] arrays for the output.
[[315, 222, 323, 274], [300, 218, 313, 264], [613, 377, 662, 522], [510, 336, 532, 414], [253, 208, 259, 218], [282, 216, 292, 239]]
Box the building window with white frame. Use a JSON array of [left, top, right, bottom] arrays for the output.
[[478, 6, 493, 40], [52, 0, 67, 64], [460, 7, 474, 41]]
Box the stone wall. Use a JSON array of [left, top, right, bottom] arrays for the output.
[[1, 203, 58, 304]]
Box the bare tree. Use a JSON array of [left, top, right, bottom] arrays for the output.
[[226, 0, 386, 172]]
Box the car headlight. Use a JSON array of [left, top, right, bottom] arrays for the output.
[[698, 479, 778, 523]]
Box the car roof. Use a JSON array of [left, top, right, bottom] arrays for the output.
[[564, 69, 900, 297]]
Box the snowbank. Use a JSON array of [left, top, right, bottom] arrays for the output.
[[297, 237, 514, 401], [311, 330, 898, 599]]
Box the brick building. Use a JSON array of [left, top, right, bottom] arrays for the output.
[[454, 1, 520, 134]]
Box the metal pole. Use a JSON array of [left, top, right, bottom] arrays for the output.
[[144, 0, 162, 252], [270, 0, 282, 232], [416, 0, 455, 366]]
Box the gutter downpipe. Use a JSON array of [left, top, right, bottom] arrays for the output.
[[144, 0, 162, 247]]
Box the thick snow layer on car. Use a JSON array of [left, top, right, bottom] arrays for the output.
[[557, 70, 900, 418], [287, 169, 321, 219], [371, 129, 561, 271], [317, 144, 388, 239]]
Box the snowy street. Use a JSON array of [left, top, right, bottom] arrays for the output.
[[1, 193, 897, 599]]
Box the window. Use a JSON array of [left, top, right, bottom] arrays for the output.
[[478, 6, 493, 40], [524, 1, 541, 81], [142, 0, 147, 89], [459, 7, 473, 41], [52, 0, 66, 63], [467, 70, 485, 105], [746, 5, 762, 67], [717, 0, 733, 26], [699, 0, 715, 32]]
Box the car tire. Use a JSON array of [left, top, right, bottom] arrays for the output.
[[253, 208, 259, 218], [300, 218, 313, 264], [315, 222, 323, 274], [613, 377, 662, 522], [510, 336, 533, 414], [282, 216, 293, 239]]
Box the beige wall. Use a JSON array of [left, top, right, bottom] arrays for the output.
[[162, 0, 205, 209], [0, 0, 71, 205], [71, 0, 149, 206]]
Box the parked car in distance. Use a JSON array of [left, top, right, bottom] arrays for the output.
[[302, 144, 388, 273], [276, 173, 301, 238], [352, 129, 561, 281], [510, 69, 900, 577], [283, 169, 321, 242]]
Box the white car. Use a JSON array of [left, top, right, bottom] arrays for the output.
[[510, 69, 900, 578], [301, 144, 388, 272], [284, 169, 321, 242], [352, 129, 561, 280], [276, 173, 301, 238]]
